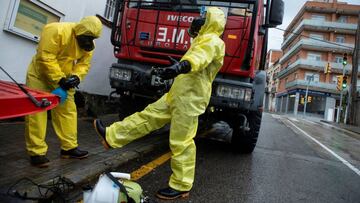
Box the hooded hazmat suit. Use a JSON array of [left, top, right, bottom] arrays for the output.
[[106, 7, 225, 191], [25, 16, 102, 156]]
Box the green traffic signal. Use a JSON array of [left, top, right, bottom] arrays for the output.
[[343, 53, 348, 66], [342, 76, 347, 88]]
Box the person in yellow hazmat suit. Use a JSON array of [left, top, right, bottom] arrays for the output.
[[25, 16, 102, 167], [94, 7, 225, 200]]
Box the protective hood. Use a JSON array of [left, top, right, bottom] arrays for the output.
[[74, 16, 102, 38], [198, 7, 225, 37]]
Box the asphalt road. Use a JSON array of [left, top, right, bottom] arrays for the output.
[[108, 113, 360, 203]]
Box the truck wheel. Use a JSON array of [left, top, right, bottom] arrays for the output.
[[231, 110, 262, 153]]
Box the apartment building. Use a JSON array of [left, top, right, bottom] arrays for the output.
[[275, 0, 359, 120], [264, 49, 282, 112]]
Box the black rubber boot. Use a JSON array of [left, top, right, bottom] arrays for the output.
[[60, 147, 88, 159], [93, 119, 111, 149], [156, 187, 189, 200], [30, 155, 50, 168]]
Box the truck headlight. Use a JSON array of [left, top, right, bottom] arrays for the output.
[[110, 68, 131, 81], [216, 85, 252, 101], [244, 89, 252, 101]]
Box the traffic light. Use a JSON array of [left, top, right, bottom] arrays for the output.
[[342, 75, 347, 89], [336, 75, 343, 91], [324, 62, 331, 74], [343, 53, 348, 66]]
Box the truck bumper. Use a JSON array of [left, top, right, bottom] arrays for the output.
[[209, 71, 266, 112], [209, 78, 253, 111], [109, 61, 171, 98]]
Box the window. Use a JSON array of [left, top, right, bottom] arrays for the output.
[[335, 56, 343, 63], [307, 52, 321, 61], [294, 73, 298, 79], [305, 72, 319, 82], [336, 36, 345, 43], [104, 0, 116, 21], [4, 0, 63, 42], [309, 33, 323, 40], [332, 76, 338, 84], [337, 16, 347, 23], [129, 0, 253, 16], [311, 14, 325, 21]]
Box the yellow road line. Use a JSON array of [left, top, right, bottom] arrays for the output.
[[78, 152, 171, 202], [131, 152, 172, 181]]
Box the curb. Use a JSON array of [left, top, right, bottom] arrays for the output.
[[320, 120, 360, 135], [11, 132, 170, 201]]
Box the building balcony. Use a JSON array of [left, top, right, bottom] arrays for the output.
[[279, 38, 354, 65], [277, 59, 353, 78], [284, 79, 360, 94], [282, 19, 357, 49], [285, 79, 337, 92], [271, 87, 277, 93]]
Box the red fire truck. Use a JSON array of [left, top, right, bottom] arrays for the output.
[[108, 0, 283, 153]]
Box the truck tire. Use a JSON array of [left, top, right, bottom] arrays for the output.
[[231, 110, 262, 153]]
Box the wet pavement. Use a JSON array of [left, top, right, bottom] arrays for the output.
[[120, 113, 360, 203], [281, 115, 360, 172], [0, 113, 359, 202]]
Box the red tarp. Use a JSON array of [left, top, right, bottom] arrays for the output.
[[0, 80, 59, 119]]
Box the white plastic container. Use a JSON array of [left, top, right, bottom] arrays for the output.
[[84, 172, 131, 203]]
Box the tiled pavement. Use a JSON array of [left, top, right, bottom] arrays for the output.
[[0, 114, 169, 201]]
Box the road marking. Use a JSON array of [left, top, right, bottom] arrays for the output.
[[131, 152, 172, 181], [286, 119, 360, 176], [271, 114, 281, 119], [288, 117, 299, 122], [77, 152, 172, 202]]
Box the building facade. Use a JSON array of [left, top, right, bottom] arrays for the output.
[[264, 49, 282, 112], [275, 0, 360, 120], [0, 0, 117, 96]]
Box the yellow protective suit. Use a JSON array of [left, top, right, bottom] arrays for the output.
[[25, 16, 102, 156], [106, 7, 225, 191]]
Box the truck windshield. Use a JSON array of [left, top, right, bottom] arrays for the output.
[[128, 0, 253, 16]]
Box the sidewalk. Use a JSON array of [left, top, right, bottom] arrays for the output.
[[274, 112, 360, 135], [320, 120, 360, 134], [0, 114, 169, 202]]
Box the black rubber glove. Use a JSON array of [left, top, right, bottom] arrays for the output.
[[156, 58, 191, 80], [58, 75, 80, 90]]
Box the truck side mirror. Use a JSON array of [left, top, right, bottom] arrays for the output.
[[268, 0, 284, 28]]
